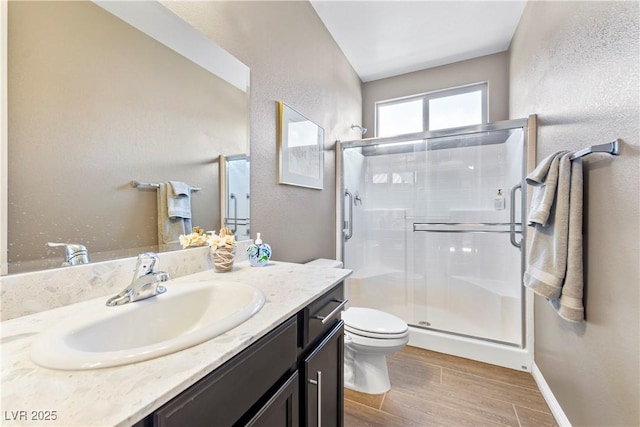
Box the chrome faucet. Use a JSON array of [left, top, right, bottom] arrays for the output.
[[47, 242, 90, 266], [106, 252, 170, 307]]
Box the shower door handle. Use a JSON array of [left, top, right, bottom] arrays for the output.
[[509, 183, 522, 249], [344, 190, 354, 241], [229, 193, 238, 233]]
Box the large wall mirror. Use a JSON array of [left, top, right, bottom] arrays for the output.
[[2, 0, 250, 274]]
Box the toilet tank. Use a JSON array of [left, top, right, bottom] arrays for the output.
[[305, 258, 343, 268], [305, 258, 351, 308]]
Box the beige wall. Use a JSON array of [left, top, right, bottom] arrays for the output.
[[362, 52, 510, 136], [164, 1, 362, 263], [510, 2, 639, 426]]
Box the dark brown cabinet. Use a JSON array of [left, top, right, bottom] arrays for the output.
[[303, 322, 344, 427], [152, 316, 298, 427], [300, 283, 345, 427], [136, 283, 345, 427]]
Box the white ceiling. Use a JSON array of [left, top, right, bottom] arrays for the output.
[[310, 1, 528, 82]]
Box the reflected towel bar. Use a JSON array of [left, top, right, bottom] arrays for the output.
[[570, 139, 621, 160], [131, 180, 201, 192]]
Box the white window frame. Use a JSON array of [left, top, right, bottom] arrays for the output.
[[374, 82, 488, 137]]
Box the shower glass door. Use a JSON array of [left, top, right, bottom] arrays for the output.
[[342, 124, 525, 347], [223, 155, 250, 240]]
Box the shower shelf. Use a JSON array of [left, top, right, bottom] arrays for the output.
[[412, 222, 522, 234]]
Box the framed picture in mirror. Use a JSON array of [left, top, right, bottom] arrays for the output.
[[277, 101, 324, 190]]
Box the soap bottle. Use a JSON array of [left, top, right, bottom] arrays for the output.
[[247, 233, 272, 267], [494, 189, 505, 210]]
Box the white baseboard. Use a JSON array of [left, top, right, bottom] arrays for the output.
[[531, 362, 572, 427]]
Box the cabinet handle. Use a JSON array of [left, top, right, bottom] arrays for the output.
[[309, 370, 322, 426], [312, 298, 349, 325]]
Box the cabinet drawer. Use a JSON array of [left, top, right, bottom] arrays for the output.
[[302, 283, 345, 350], [153, 316, 297, 427]]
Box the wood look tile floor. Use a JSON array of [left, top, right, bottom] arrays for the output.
[[344, 346, 557, 427]]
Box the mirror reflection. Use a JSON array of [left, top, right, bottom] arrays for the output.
[[5, 1, 250, 274], [221, 155, 251, 241]]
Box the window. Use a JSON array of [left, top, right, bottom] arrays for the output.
[[377, 99, 423, 136], [375, 83, 487, 137]]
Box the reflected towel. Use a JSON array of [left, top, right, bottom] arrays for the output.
[[167, 181, 192, 219], [524, 151, 584, 322], [158, 183, 192, 245]]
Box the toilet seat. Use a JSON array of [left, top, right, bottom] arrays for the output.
[[345, 329, 409, 351], [342, 307, 409, 340], [345, 324, 408, 340]]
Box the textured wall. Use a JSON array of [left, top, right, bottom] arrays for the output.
[[164, 1, 362, 263], [510, 2, 639, 426], [362, 52, 510, 136]]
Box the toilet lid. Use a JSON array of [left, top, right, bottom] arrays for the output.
[[342, 307, 408, 336]]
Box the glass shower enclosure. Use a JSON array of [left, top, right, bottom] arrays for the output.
[[339, 119, 532, 365], [220, 155, 250, 241]]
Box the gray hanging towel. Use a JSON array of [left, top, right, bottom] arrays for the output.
[[524, 151, 584, 322], [158, 182, 192, 245], [167, 181, 192, 219]]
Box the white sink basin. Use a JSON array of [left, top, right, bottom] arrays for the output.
[[31, 281, 266, 370]]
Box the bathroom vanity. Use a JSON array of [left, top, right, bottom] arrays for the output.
[[0, 261, 350, 426], [139, 283, 345, 426]]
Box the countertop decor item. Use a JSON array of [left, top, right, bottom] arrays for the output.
[[210, 227, 236, 272], [247, 233, 271, 267], [179, 226, 209, 248]]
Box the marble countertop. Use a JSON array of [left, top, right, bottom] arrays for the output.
[[1, 261, 351, 426]]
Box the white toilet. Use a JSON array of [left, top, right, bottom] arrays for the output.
[[306, 259, 409, 395]]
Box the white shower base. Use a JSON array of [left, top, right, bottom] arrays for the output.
[[346, 273, 533, 372], [408, 325, 532, 372]]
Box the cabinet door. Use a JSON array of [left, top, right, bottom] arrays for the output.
[[303, 321, 344, 427], [245, 371, 299, 427], [153, 317, 297, 427]]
